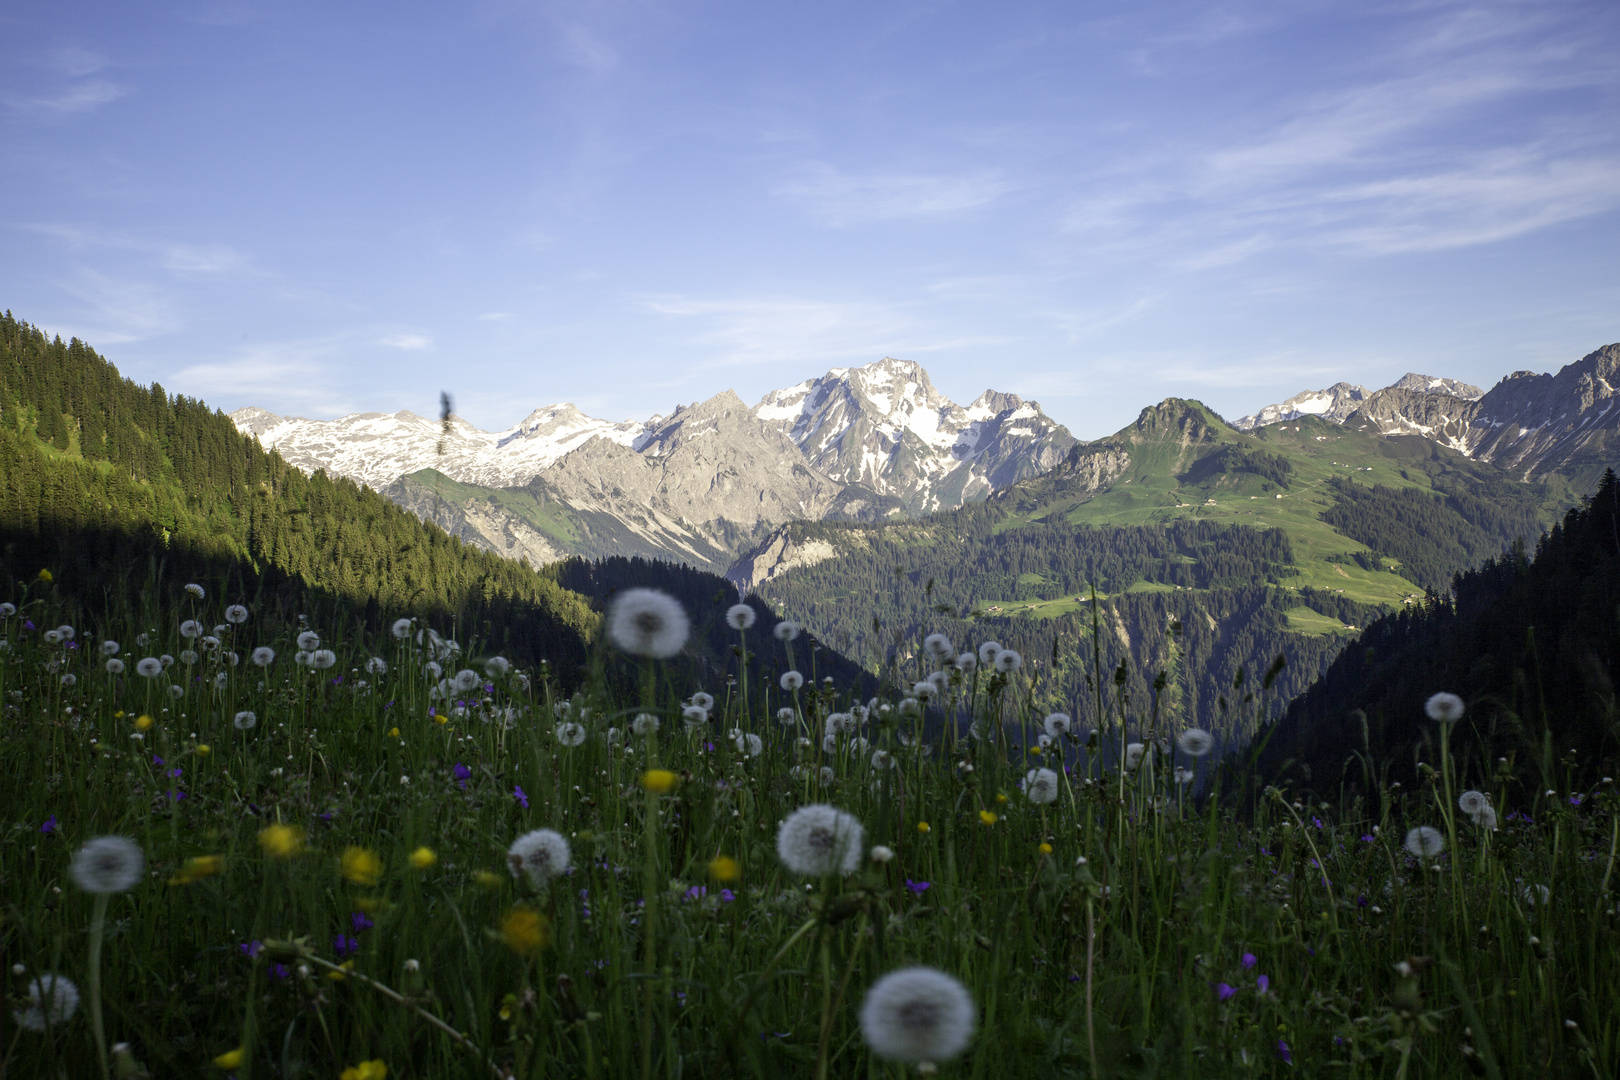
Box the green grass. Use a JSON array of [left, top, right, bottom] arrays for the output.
[[2, 575, 1616, 1079]]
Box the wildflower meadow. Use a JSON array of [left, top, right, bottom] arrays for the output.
[[2, 576, 1617, 1079]]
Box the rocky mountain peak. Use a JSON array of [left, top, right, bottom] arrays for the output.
[[1387, 373, 1484, 399]]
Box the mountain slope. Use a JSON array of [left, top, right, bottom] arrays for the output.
[[1234, 372, 1482, 430]]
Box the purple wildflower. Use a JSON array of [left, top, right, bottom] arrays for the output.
[[167, 767, 182, 779], [720, 889, 735, 902], [1215, 983, 1237, 1002], [240, 940, 262, 958], [1276, 1038, 1292, 1064], [1313, 817, 1324, 829], [904, 879, 931, 896], [351, 912, 374, 933], [514, 785, 529, 809], [1569, 794, 1584, 806], [39, 814, 58, 834], [1241, 952, 1257, 969], [1257, 974, 1270, 993], [1361, 835, 1374, 842], [685, 885, 707, 901], [152, 755, 165, 766], [334, 934, 358, 959], [269, 962, 290, 981], [23, 620, 34, 630], [453, 762, 471, 790]]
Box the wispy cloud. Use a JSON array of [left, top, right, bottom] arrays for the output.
[[380, 332, 434, 350], [776, 164, 1013, 226], [28, 224, 250, 276], [4, 80, 125, 118], [174, 337, 359, 417]]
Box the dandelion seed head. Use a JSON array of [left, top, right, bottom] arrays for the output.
[[1024, 768, 1060, 805], [391, 617, 413, 639], [774, 620, 801, 642], [734, 732, 763, 757], [453, 669, 480, 693], [184, 583, 205, 599], [955, 652, 977, 672], [1404, 825, 1445, 858], [776, 804, 864, 877], [251, 647, 275, 667], [14, 973, 79, 1032], [682, 705, 709, 728], [923, 633, 954, 660], [1176, 729, 1215, 758], [632, 713, 661, 736], [366, 657, 388, 675], [0, 603, 13, 618], [297, 631, 321, 651], [1458, 790, 1489, 817], [101, 640, 120, 657], [484, 656, 510, 678], [780, 671, 804, 692], [776, 707, 796, 725], [726, 604, 757, 630], [507, 829, 571, 888], [179, 650, 199, 666], [555, 722, 587, 747], [225, 604, 250, 624], [858, 967, 977, 1063], [994, 649, 1022, 673], [978, 641, 1002, 665], [1043, 713, 1071, 739], [1124, 742, 1146, 769], [1174, 766, 1193, 785], [1425, 692, 1465, 723], [234, 711, 257, 730], [606, 588, 690, 659], [311, 649, 337, 670], [104, 657, 125, 675], [69, 836, 145, 894], [690, 692, 715, 711]]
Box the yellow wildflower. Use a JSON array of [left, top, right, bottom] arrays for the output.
[[195, 744, 211, 756], [134, 715, 154, 732], [641, 769, 678, 794], [916, 821, 931, 834], [995, 792, 1008, 804], [212, 1047, 243, 1069], [707, 855, 740, 883], [342, 846, 383, 886], [327, 960, 355, 981], [474, 870, 503, 889], [500, 908, 550, 956], [169, 855, 224, 885], [409, 846, 437, 869], [433, 713, 448, 725], [258, 824, 305, 859], [340, 1062, 388, 1080], [37, 569, 52, 582], [979, 810, 998, 826], [386, 727, 400, 738], [114, 710, 125, 719], [1038, 843, 1053, 855]]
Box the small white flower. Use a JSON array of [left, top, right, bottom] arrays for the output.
[[858, 967, 977, 1063], [179, 620, 203, 639], [69, 836, 145, 894], [555, 722, 587, 747], [870, 845, 895, 863], [780, 671, 804, 692], [297, 630, 321, 651], [776, 804, 864, 877], [1043, 713, 1072, 740], [1024, 768, 1060, 805], [225, 604, 250, 624], [632, 713, 661, 736], [14, 973, 79, 1032], [391, 617, 413, 639], [977, 641, 1002, 665], [251, 646, 275, 667], [1425, 692, 1465, 723], [776, 707, 797, 725], [994, 649, 1022, 673], [1124, 742, 1146, 769], [507, 829, 572, 888], [691, 692, 715, 711], [135, 657, 163, 678], [726, 603, 757, 630], [184, 583, 205, 599], [734, 732, 763, 757], [773, 620, 801, 642], [234, 710, 257, 730], [310, 649, 337, 670], [105, 658, 125, 675], [923, 633, 954, 661], [1176, 729, 1215, 758], [1404, 826, 1445, 858], [101, 640, 120, 657], [366, 657, 388, 675], [606, 588, 690, 659]]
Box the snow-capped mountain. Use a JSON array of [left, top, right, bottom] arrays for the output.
[[230, 357, 1075, 571], [754, 357, 1075, 514], [1233, 374, 1482, 432]]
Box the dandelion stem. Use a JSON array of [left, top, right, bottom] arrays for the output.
[[1085, 897, 1098, 1080], [87, 892, 110, 1080], [301, 956, 501, 1076]]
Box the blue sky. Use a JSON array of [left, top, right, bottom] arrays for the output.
[[3, 0, 1617, 438]]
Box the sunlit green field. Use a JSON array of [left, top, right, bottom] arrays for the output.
[[2, 575, 1616, 1079]]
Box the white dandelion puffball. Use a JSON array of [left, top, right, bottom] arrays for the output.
[[858, 967, 977, 1064], [606, 588, 690, 659], [225, 604, 250, 624], [828, 713, 858, 735], [780, 671, 804, 692], [1425, 692, 1465, 723], [776, 804, 865, 877], [1458, 790, 1490, 818], [632, 713, 661, 736], [871, 749, 895, 769], [726, 603, 757, 630], [423, 660, 443, 680], [1174, 766, 1194, 786], [912, 680, 937, 701], [1474, 804, 1498, 830], [200, 635, 219, 652], [44, 630, 62, 645], [977, 641, 1002, 665], [555, 722, 587, 746], [1521, 883, 1551, 906], [160, 654, 174, 668], [391, 617, 413, 639], [682, 705, 709, 728], [179, 620, 203, 639], [956, 652, 977, 673], [484, 656, 510, 678], [168, 685, 185, 699], [735, 732, 763, 757], [296, 630, 321, 651], [1037, 734, 1053, 749], [184, 583, 205, 599], [101, 640, 120, 657], [251, 646, 275, 667], [57, 625, 75, 640], [1043, 713, 1072, 740], [15, 973, 80, 1032], [1024, 768, 1060, 805], [69, 836, 146, 894], [819, 766, 836, 785], [822, 733, 842, 754], [212, 672, 229, 691], [774, 620, 801, 642], [60, 673, 77, 688], [105, 657, 125, 675], [179, 650, 199, 666], [366, 657, 388, 675], [690, 691, 715, 711], [1404, 826, 1445, 858], [1176, 729, 1215, 758], [923, 633, 954, 660], [776, 707, 797, 725], [452, 669, 481, 694], [311, 649, 337, 670], [994, 649, 1022, 674], [507, 829, 572, 888], [0, 602, 14, 618], [135, 657, 163, 678], [1124, 742, 1146, 769], [234, 710, 257, 730]]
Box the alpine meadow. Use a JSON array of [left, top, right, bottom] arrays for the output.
[[5, 3, 1620, 1078]]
